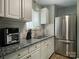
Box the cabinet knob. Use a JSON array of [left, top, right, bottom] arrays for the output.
[[18, 54, 21, 56], [35, 45, 37, 48], [27, 55, 31, 58]]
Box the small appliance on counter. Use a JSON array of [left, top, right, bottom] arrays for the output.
[[0, 28, 19, 47], [26, 29, 32, 40]]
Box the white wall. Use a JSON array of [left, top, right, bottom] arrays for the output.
[[55, 6, 77, 17], [47, 5, 55, 24], [45, 24, 54, 36], [44, 5, 55, 36]]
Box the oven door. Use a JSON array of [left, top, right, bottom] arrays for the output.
[[7, 33, 19, 45]]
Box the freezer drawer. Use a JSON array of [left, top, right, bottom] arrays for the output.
[[55, 38, 76, 57]]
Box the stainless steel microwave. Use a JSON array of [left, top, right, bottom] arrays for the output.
[[0, 28, 20, 47]]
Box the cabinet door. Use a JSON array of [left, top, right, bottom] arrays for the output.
[[0, 0, 4, 17], [48, 38, 54, 57], [22, 0, 32, 21], [31, 48, 41, 59], [51, 37, 54, 53], [5, 0, 21, 19], [19, 54, 31, 59], [48, 39, 52, 57], [32, 10, 40, 27], [4, 52, 19, 59], [40, 8, 48, 24], [41, 45, 48, 59]]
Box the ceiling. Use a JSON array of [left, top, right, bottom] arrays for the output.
[[36, 0, 76, 6]]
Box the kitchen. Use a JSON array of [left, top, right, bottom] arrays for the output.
[[0, 0, 78, 59]]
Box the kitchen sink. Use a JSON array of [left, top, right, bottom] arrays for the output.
[[33, 36, 48, 39]]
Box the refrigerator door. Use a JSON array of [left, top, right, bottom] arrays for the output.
[[55, 15, 77, 57], [55, 15, 76, 40], [55, 16, 66, 39], [55, 38, 76, 57]]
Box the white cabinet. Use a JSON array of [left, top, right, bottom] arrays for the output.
[[22, 0, 32, 21], [32, 10, 40, 27], [4, 51, 19, 59], [4, 38, 54, 59], [51, 37, 54, 53], [5, 0, 21, 19], [41, 41, 48, 59], [40, 8, 49, 24], [4, 47, 29, 59], [48, 37, 54, 57], [19, 54, 31, 59], [0, 0, 4, 17], [31, 48, 41, 59], [0, 0, 32, 21], [29, 43, 41, 59]]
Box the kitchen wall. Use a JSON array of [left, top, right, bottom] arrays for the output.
[[55, 5, 77, 17], [44, 24, 54, 36], [44, 5, 55, 36]]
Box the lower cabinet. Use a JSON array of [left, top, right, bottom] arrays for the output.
[[19, 54, 31, 59], [41, 42, 48, 59], [51, 37, 54, 54], [4, 52, 19, 59], [31, 48, 41, 59], [4, 47, 29, 59], [48, 37, 54, 57], [4, 37, 54, 59]]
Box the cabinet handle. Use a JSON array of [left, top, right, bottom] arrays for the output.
[[18, 54, 21, 56], [35, 45, 37, 48], [27, 55, 31, 58]]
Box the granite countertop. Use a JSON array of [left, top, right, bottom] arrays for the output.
[[1, 35, 54, 56], [19, 35, 54, 49]]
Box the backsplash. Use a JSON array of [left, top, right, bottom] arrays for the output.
[[0, 20, 44, 40], [44, 24, 54, 36]]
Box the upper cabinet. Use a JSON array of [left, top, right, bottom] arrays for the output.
[[22, 0, 32, 21], [5, 0, 21, 19], [0, 0, 32, 22], [0, 0, 4, 17], [40, 8, 49, 24]]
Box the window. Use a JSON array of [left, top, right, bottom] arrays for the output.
[[26, 10, 40, 30]]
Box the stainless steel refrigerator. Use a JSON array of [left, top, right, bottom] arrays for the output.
[[55, 15, 77, 58]]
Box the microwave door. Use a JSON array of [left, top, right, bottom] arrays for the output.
[[7, 35, 12, 44]]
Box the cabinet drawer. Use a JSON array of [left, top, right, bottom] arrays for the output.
[[4, 51, 19, 59], [17, 47, 29, 57], [19, 54, 31, 59], [4, 47, 29, 59], [35, 42, 40, 49], [29, 43, 40, 53], [40, 40, 48, 46]]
